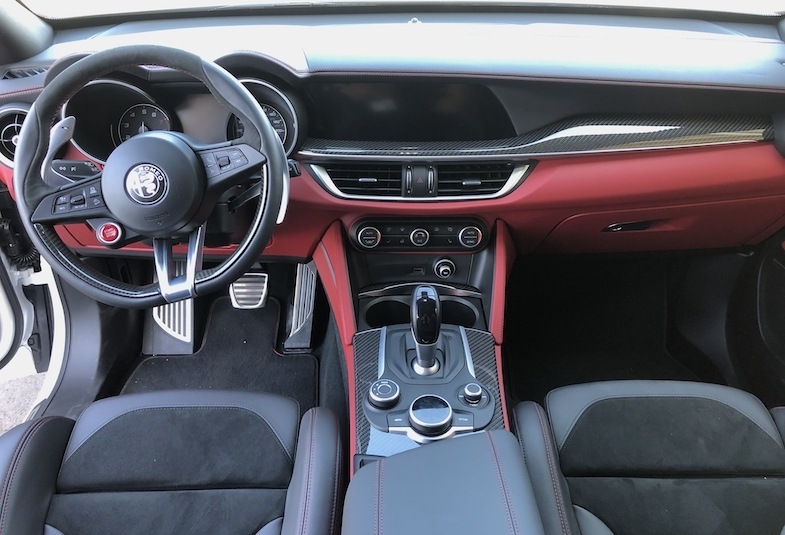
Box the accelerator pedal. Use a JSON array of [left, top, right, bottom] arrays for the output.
[[229, 272, 269, 309]]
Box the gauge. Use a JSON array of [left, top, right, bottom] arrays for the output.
[[117, 104, 171, 144], [227, 104, 287, 144]]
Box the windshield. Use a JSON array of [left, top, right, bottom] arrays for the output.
[[18, 0, 785, 20]]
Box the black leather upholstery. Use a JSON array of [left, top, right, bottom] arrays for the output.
[[518, 380, 785, 535], [0, 390, 342, 535], [343, 430, 546, 535]]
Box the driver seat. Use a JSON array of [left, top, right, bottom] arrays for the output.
[[0, 390, 343, 535]]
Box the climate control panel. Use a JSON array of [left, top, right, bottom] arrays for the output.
[[351, 218, 487, 251]]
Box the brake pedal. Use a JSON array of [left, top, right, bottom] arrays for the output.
[[229, 272, 269, 309]]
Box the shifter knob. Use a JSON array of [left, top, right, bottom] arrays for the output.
[[411, 285, 441, 375]]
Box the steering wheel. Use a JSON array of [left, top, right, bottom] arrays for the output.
[[13, 45, 287, 309]]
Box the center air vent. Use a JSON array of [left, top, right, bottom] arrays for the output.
[[436, 163, 515, 196], [321, 163, 402, 197], [0, 106, 28, 168]]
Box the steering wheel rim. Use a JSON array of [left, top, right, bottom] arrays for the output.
[[13, 45, 287, 309]]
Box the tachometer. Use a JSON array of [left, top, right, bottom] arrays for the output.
[[117, 104, 171, 144], [227, 104, 287, 144]]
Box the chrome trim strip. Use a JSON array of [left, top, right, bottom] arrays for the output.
[[153, 225, 205, 303], [460, 326, 477, 379], [358, 283, 482, 299], [238, 78, 299, 156], [308, 164, 529, 202], [389, 425, 474, 444], [377, 326, 387, 378]]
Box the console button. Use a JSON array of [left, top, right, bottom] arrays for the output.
[[358, 226, 382, 249], [458, 226, 482, 248], [369, 379, 401, 409], [410, 228, 429, 247], [452, 412, 474, 428], [387, 411, 409, 428]]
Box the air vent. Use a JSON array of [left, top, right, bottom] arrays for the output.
[[322, 163, 402, 197], [2, 67, 47, 80], [436, 163, 515, 196], [0, 107, 28, 167]]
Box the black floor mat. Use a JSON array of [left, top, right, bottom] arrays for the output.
[[122, 297, 318, 417], [506, 256, 700, 404]]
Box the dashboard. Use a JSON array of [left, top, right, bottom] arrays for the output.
[[3, 9, 785, 259]]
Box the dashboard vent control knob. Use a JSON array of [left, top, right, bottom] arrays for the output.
[[369, 379, 401, 409], [463, 383, 483, 404], [358, 226, 382, 249], [434, 258, 456, 279]]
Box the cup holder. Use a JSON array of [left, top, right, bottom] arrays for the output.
[[362, 295, 483, 330]]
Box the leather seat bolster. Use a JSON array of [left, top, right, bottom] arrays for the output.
[[545, 380, 785, 475], [514, 402, 580, 535], [58, 390, 300, 492], [343, 430, 546, 535], [0, 417, 74, 535], [282, 408, 343, 535]]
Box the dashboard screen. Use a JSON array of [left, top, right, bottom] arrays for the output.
[[306, 82, 515, 142]]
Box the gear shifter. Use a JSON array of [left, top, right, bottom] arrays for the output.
[[411, 285, 441, 375]]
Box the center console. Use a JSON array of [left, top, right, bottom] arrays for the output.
[[341, 217, 509, 461]]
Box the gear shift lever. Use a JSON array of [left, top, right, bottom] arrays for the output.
[[411, 285, 441, 375]]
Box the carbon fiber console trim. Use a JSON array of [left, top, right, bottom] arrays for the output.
[[465, 328, 504, 433], [299, 115, 771, 161], [354, 329, 382, 455]]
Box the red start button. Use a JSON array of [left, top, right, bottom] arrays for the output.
[[97, 222, 123, 246]]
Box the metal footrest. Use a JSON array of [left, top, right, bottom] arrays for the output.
[[284, 261, 317, 352], [152, 260, 193, 344], [229, 272, 269, 309]]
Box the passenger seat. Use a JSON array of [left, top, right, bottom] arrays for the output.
[[515, 380, 785, 535]]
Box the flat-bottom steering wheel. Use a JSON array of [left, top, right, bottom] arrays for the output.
[[13, 45, 287, 308]]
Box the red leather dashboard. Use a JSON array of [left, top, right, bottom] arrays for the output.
[[3, 142, 785, 257]]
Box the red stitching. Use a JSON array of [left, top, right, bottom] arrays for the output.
[[301, 410, 317, 534], [486, 432, 516, 535], [536, 405, 571, 535]]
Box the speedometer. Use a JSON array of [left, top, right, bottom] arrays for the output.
[[117, 104, 171, 144], [227, 104, 287, 144]]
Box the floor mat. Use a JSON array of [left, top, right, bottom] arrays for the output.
[[122, 297, 318, 417], [506, 256, 700, 404]]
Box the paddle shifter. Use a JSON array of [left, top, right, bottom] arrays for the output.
[[411, 285, 441, 375]]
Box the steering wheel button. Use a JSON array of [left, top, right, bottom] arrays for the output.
[[200, 152, 217, 166], [217, 155, 231, 168], [70, 194, 85, 205], [55, 194, 69, 205], [205, 164, 220, 178], [54, 204, 70, 214], [87, 186, 100, 197], [97, 222, 123, 245], [89, 197, 104, 208]]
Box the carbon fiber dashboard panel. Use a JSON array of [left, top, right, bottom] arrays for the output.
[[299, 115, 771, 160], [353, 329, 381, 455]]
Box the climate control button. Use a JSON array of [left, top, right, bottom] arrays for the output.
[[410, 228, 430, 247], [458, 226, 482, 248], [358, 226, 382, 249]]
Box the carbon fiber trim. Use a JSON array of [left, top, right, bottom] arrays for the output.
[[353, 329, 382, 455], [465, 328, 504, 432], [298, 115, 771, 160]]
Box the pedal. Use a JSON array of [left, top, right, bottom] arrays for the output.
[[284, 261, 317, 352], [229, 272, 269, 309], [146, 260, 196, 355]]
